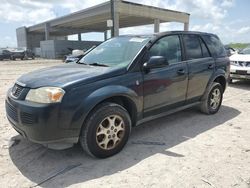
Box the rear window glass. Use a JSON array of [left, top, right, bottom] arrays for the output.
[[202, 35, 226, 57], [183, 35, 203, 60], [200, 39, 210, 57]]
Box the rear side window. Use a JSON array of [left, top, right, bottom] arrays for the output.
[[183, 35, 203, 60], [202, 35, 226, 58], [200, 39, 210, 57]]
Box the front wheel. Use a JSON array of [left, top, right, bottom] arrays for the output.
[[80, 103, 131, 158], [200, 82, 223, 114]]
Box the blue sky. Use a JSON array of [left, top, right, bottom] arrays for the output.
[[0, 0, 249, 47]]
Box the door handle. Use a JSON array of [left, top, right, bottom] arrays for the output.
[[177, 69, 185, 75], [208, 64, 214, 69]]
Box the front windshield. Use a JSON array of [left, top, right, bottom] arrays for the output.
[[78, 36, 150, 67], [239, 46, 250, 54]]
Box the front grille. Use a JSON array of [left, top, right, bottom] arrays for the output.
[[21, 112, 37, 124], [6, 102, 18, 122], [11, 84, 24, 98], [238, 61, 250, 67]]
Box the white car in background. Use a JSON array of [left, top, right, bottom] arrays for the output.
[[229, 46, 250, 82]]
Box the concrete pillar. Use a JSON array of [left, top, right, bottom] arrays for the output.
[[184, 22, 189, 31], [111, 0, 120, 37], [104, 31, 108, 41], [78, 33, 82, 41], [45, 23, 50, 40], [113, 12, 119, 37], [154, 19, 160, 33], [16, 27, 28, 48]]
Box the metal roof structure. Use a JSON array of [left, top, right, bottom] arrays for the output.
[[27, 0, 190, 38], [16, 0, 190, 59]]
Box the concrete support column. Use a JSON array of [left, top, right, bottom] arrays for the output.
[[16, 27, 28, 48], [184, 22, 189, 31], [154, 19, 160, 33], [45, 23, 50, 40], [104, 31, 108, 41], [78, 33, 82, 41], [113, 12, 119, 37], [111, 0, 120, 37]]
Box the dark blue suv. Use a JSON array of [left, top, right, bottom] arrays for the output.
[[5, 31, 229, 158]]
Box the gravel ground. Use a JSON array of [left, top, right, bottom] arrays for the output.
[[0, 59, 250, 188]]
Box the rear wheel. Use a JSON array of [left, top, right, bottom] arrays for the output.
[[80, 102, 131, 158], [200, 82, 223, 114]]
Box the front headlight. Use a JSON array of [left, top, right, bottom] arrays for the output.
[[230, 61, 239, 66], [25, 87, 65, 103]]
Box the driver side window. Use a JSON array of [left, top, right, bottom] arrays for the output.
[[149, 35, 182, 64]]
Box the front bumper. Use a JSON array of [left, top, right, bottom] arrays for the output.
[[230, 73, 250, 80], [5, 91, 79, 145], [230, 65, 250, 80]]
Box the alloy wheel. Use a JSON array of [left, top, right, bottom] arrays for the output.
[[210, 88, 221, 110], [96, 115, 125, 150]]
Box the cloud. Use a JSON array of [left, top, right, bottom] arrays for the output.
[[59, 0, 108, 13], [237, 27, 250, 34], [221, 0, 234, 8], [0, 0, 56, 24]]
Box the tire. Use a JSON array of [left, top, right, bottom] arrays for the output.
[[200, 82, 223, 115], [80, 102, 132, 158]]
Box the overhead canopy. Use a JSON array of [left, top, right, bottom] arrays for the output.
[[27, 0, 190, 36]]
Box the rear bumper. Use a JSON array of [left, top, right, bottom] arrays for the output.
[[5, 92, 79, 145]]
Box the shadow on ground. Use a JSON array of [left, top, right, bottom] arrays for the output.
[[9, 105, 240, 187], [229, 80, 250, 90]]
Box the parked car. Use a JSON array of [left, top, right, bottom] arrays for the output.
[[64, 47, 96, 63], [11, 48, 35, 60], [229, 45, 250, 82], [224, 45, 236, 57], [5, 31, 229, 158], [64, 54, 84, 63], [0, 49, 12, 60]]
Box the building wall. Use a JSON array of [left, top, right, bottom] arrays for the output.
[[40, 40, 102, 59], [16, 27, 28, 48], [40, 40, 55, 59], [27, 33, 45, 49]]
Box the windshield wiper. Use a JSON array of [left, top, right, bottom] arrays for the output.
[[88, 63, 109, 67]]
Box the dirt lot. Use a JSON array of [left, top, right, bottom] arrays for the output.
[[0, 59, 250, 188]]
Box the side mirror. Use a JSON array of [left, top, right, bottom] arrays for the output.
[[143, 56, 168, 70]]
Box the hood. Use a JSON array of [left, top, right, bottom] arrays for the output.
[[17, 63, 126, 88], [229, 53, 250, 62]]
